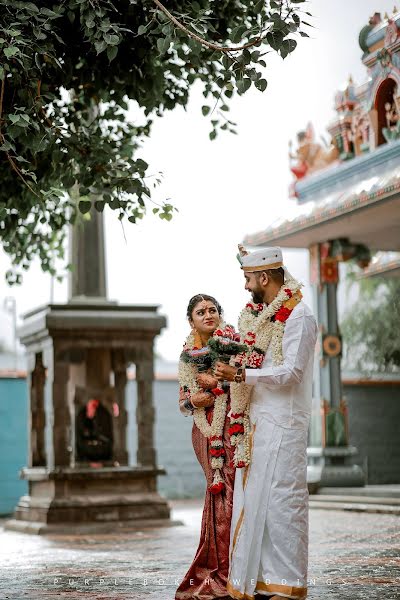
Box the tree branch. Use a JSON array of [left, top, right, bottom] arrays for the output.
[[153, 0, 267, 52]]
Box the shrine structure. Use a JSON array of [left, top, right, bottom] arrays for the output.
[[245, 10, 400, 486], [5, 209, 171, 533]]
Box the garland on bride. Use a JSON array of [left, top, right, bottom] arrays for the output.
[[179, 324, 243, 494], [228, 278, 303, 468]]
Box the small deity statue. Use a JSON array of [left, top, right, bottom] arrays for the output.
[[382, 96, 400, 142], [385, 100, 399, 130], [289, 123, 339, 181]]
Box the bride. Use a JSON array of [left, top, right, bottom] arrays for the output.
[[176, 294, 235, 600]]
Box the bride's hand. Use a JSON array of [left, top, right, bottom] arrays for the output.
[[196, 373, 218, 390], [191, 391, 215, 408]]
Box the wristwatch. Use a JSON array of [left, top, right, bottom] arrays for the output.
[[234, 367, 244, 383], [183, 398, 194, 414]]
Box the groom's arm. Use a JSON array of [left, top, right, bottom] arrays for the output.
[[245, 311, 317, 387]]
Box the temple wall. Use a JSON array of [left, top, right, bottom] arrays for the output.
[[0, 378, 28, 515], [344, 381, 400, 484]]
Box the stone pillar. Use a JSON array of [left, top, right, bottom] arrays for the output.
[[52, 353, 71, 467], [69, 207, 107, 301], [29, 352, 46, 467], [136, 345, 156, 468], [112, 349, 129, 466]]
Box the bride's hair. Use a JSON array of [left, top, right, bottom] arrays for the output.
[[186, 294, 223, 320]]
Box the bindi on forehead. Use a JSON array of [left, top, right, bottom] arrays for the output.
[[196, 301, 214, 312]]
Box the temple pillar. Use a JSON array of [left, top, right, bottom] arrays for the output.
[[52, 354, 71, 468], [112, 349, 129, 466], [69, 207, 107, 302], [29, 353, 46, 467], [308, 242, 365, 487], [136, 346, 156, 468]]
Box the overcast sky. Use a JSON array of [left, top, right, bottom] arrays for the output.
[[0, 0, 395, 360]]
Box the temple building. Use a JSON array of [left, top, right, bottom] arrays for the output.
[[245, 10, 400, 486]]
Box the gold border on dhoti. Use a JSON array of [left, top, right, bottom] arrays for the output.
[[226, 580, 254, 599], [227, 580, 307, 600], [256, 580, 308, 598], [229, 423, 256, 566], [241, 261, 283, 272]]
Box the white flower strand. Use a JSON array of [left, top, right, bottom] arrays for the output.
[[178, 323, 229, 455]]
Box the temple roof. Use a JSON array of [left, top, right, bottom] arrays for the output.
[[244, 160, 400, 251], [360, 251, 400, 278]]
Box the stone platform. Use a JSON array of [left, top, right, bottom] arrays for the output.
[[5, 466, 171, 534]]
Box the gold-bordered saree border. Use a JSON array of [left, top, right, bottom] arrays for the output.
[[227, 580, 307, 599]]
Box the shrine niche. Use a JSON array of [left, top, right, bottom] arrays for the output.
[[376, 77, 400, 144]]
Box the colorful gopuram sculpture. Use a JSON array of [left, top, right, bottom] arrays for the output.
[[290, 9, 400, 192]]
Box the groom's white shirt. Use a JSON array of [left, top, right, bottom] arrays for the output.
[[228, 300, 317, 600]]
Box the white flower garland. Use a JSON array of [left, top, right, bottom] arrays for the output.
[[230, 279, 303, 467], [178, 324, 229, 492]]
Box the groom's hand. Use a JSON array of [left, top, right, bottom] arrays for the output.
[[214, 361, 239, 382]]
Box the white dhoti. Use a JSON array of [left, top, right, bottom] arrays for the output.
[[228, 302, 317, 600]]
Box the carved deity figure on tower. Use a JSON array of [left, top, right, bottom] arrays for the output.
[[382, 86, 400, 142], [289, 123, 339, 182]]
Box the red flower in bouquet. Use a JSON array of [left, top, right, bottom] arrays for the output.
[[275, 306, 292, 322], [211, 387, 225, 396]]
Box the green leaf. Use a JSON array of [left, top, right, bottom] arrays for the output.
[[107, 45, 118, 62], [79, 200, 92, 214], [95, 40, 107, 54], [138, 25, 148, 35], [280, 39, 297, 59], [157, 37, 170, 55], [135, 158, 148, 171], [9, 114, 20, 124], [104, 34, 119, 45], [202, 105, 210, 116], [209, 130, 217, 141], [0, 67, 4, 81], [237, 77, 251, 94], [94, 200, 105, 212], [266, 30, 284, 51], [255, 78, 268, 92], [4, 46, 19, 58]]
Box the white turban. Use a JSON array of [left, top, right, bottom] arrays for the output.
[[237, 245, 294, 282]]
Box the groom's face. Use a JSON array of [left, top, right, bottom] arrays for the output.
[[244, 272, 265, 304]]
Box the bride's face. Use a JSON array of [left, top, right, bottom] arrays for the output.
[[190, 300, 220, 336]]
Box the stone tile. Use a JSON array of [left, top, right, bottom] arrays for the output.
[[0, 501, 399, 599]]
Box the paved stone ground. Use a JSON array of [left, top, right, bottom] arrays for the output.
[[0, 499, 399, 600]]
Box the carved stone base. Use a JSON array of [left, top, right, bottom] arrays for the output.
[[4, 466, 172, 535], [307, 446, 366, 488]]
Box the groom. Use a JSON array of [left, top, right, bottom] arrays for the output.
[[215, 246, 317, 600]]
